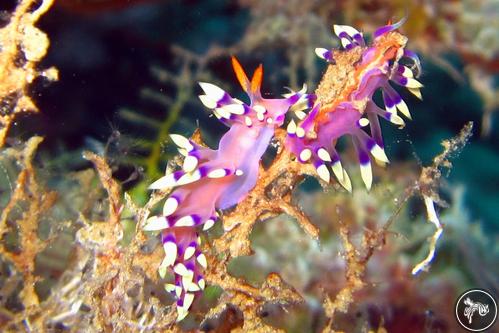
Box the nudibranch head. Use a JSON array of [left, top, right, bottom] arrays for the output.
[[198, 56, 314, 129], [287, 19, 422, 191]]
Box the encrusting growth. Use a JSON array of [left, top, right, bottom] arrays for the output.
[[147, 20, 425, 321]]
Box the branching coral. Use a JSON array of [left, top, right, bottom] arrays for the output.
[[0, 147, 175, 332], [319, 123, 473, 332], [0, 136, 55, 309]]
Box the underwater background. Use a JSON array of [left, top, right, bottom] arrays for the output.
[[0, 0, 497, 332]]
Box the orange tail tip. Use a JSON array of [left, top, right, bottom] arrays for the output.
[[231, 56, 250, 92]]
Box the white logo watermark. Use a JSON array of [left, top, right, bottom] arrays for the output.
[[455, 289, 497, 332], [463, 297, 489, 324]]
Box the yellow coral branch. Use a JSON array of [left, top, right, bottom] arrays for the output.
[[0, 0, 58, 147]]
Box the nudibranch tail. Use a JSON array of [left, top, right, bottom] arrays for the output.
[[146, 57, 313, 321], [286, 20, 422, 191]]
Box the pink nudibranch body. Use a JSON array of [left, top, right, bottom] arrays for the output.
[[287, 20, 422, 192], [145, 57, 313, 321]]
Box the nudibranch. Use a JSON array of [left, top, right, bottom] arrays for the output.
[[144, 57, 313, 321], [286, 20, 422, 191]]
